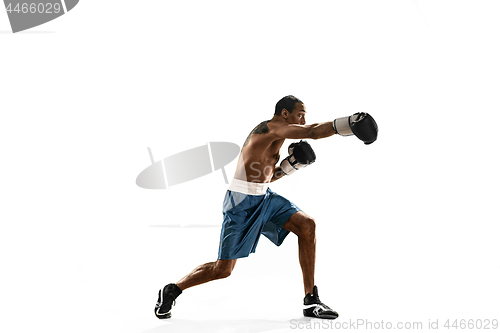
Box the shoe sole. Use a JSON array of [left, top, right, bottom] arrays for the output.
[[303, 305, 339, 320], [155, 311, 171, 319], [304, 313, 339, 320]]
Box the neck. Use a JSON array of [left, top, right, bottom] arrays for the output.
[[271, 114, 287, 123]]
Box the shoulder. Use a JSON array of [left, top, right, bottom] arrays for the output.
[[253, 120, 271, 134], [243, 120, 275, 147]]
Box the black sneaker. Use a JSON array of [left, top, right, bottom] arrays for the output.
[[155, 283, 182, 319], [303, 286, 338, 319]]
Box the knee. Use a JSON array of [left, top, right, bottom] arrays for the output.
[[300, 217, 316, 238], [213, 262, 233, 280]]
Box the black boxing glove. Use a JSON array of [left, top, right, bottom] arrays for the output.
[[333, 112, 378, 145], [280, 140, 316, 176]]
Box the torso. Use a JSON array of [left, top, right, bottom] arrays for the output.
[[233, 120, 285, 183]]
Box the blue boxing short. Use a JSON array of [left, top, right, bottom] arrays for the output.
[[218, 178, 301, 260]]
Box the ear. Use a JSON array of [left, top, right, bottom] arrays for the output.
[[281, 108, 289, 118]]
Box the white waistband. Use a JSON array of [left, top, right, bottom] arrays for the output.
[[228, 178, 269, 195]]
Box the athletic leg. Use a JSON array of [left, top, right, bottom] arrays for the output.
[[282, 211, 316, 296], [176, 259, 237, 291], [282, 211, 338, 319], [155, 259, 237, 319]]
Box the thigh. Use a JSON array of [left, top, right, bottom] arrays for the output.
[[282, 210, 313, 236]]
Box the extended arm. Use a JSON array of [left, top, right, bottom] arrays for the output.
[[273, 113, 378, 144], [273, 122, 336, 140], [309, 122, 337, 139]]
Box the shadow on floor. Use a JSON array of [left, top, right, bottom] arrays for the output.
[[144, 317, 312, 333]]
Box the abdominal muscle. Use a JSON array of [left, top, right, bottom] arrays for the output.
[[233, 144, 282, 183], [233, 155, 275, 183]]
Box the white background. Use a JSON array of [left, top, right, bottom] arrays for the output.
[[1, 1, 499, 332]]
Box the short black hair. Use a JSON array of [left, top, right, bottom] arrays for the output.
[[275, 95, 303, 115]]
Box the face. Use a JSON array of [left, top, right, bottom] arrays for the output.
[[282, 102, 307, 125]]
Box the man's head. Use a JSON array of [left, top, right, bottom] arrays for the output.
[[275, 95, 306, 125]]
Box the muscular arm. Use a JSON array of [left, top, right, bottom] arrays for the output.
[[273, 122, 337, 140], [309, 122, 337, 139], [270, 166, 284, 182]]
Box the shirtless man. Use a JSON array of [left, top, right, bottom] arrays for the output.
[[155, 95, 378, 320]]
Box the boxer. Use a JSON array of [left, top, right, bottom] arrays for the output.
[[155, 95, 377, 319]]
